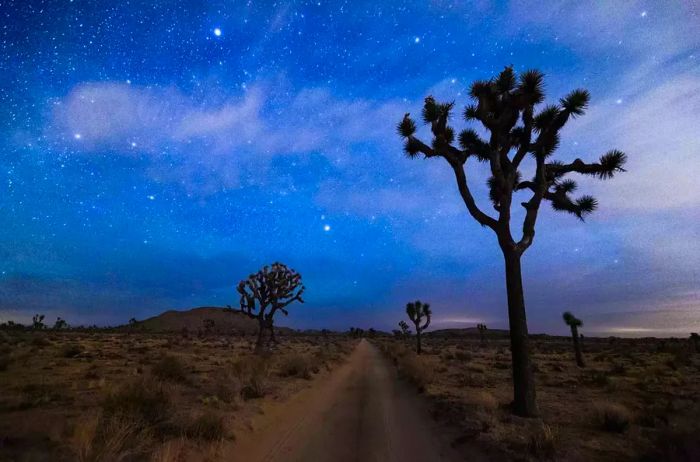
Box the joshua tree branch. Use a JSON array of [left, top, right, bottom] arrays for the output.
[[449, 159, 499, 230], [517, 156, 547, 252]]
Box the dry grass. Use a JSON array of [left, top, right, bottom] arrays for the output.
[[376, 335, 700, 461], [0, 330, 355, 461]]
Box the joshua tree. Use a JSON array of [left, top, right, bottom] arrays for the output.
[[32, 314, 45, 330], [691, 333, 699, 353], [348, 327, 364, 339], [53, 317, 68, 330], [397, 67, 626, 416], [563, 312, 585, 367], [398, 320, 412, 338], [406, 300, 431, 354], [236, 262, 304, 353], [477, 323, 488, 346]]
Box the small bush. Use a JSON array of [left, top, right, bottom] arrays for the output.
[[278, 353, 311, 379], [397, 353, 434, 392], [594, 402, 632, 433], [528, 423, 558, 460], [185, 411, 227, 441], [151, 355, 188, 383], [233, 356, 270, 400], [102, 378, 171, 427], [0, 355, 10, 371], [31, 336, 51, 347], [454, 351, 472, 361], [62, 344, 83, 358]]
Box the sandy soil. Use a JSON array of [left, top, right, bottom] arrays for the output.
[[229, 339, 477, 462]]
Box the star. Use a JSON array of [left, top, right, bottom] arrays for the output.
[[73, 133, 82, 140], [640, 11, 647, 18], [414, 37, 420, 44], [213, 28, 222, 37], [323, 224, 331, 232]]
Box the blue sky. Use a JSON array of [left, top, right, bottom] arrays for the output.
[[1, 1, 698, 335]]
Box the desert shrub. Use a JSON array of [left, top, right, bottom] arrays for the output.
[[585, 370, 612, 387], [0, 355, 10, 371], [233, 356, 271, 400], [528, 423, 558, 460], [465, 390, 498, 413], [102, 378, 171, 428], [151, 355, 188, 383], [278, 353, 312, 379], [62, 344, 83, 358], [185, 411, 227, 441], [31, 335, 51, 347], [397, 353, 434, 392], [641, 426, 700, 462], [74, 414, 152, 462], [594, 402, 632, 433]]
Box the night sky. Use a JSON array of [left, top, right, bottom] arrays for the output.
[[1, 1, 698, 336]]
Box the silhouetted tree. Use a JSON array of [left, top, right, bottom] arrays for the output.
[[563, 312, 585, 367], [477, 323, 488, 346], [53, 317, 68, 330], [236, 262, 305, 353], [32, 314, 45, 330], [368, 328, 376, 338], [397, 67, 626, 416], [406, 300, 431, 354], [398, 320, 412, 338], [691, 333, 699, 353]]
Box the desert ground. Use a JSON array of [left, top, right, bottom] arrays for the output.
[[1, 326, 699, 461]]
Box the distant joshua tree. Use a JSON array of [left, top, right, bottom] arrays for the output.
[[236, 262, 305, 353], [348, 327, 364, 339], [32, 314, 46, 330], [397, 67, 626, 416], [563, 312, 585, 368], [398, 320, 412, 338], [53, 317, 68, 330], [691, 333, 699, 353], [406, 300, 431, 354], [477, 323, 488, 346]]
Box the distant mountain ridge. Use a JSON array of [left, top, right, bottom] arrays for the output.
[[129, 306, 294, 335]]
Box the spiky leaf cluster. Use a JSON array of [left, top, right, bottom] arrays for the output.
[[562, 311, 583, 328], [406, 300, 431, 332]]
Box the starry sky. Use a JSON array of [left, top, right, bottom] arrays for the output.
[[1, 1, 699, 336]]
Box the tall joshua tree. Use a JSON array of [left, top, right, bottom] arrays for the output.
[[691, 333, 699, 353], [562, 312, 585, 367], [236, 262, 304, 353], [477, 323, 488, 346], [397, 67, 626, 416], [406, 300, 431, 354]]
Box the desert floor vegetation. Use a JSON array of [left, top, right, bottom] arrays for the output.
[[376, 334, 700, 461], [0, 330, 355, 461]]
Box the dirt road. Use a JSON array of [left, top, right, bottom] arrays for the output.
[[230, 339, 477, 462]]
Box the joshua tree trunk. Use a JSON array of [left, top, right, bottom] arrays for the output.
[[503, 248, 538, 417], [255, 320, 265, 352], [416, 328, 422, 355], [570, 325, 585, 367]]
